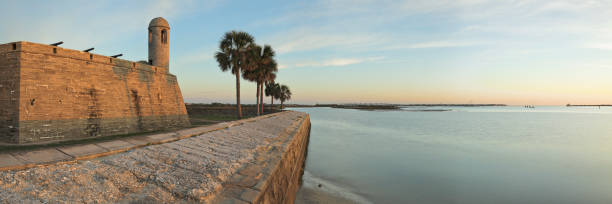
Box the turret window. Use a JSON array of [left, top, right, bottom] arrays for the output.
[[161, 30, 167, 44], [149, 29, 152, 43]]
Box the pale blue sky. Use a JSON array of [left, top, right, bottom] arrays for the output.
[[2, 0, 612, 105]]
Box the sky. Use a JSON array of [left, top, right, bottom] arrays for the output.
[[1, 0, 612, 105]]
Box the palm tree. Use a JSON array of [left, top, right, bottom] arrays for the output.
[[243, 44, 277, 115], [259, 48, 277, 114], [265, 82, 280, 108], [279, 84, 292, 110], [215, 31, 255, 119], [260, 71, 276, 114], [241, 44, 262, 115]]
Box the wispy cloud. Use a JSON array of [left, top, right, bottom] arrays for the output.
[[257, 0, 612, 70], [0, 0, 221, 58], [266, 27, 384, 54], [384, 40, 482, 50], [281, 56, 384, 69]]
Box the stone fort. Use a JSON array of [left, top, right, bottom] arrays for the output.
[[0, 17, 190, 144]]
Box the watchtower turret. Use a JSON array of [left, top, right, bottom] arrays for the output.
[[148, 17, 170, 68]]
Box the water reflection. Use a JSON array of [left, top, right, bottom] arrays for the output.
[[292, 106, 612, 204]]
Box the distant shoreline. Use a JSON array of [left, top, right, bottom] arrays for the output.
[[326, 104, 399, 110], [566, 104, 612, 107], [400, 104, 507, 107], [286, 103, 506, 111]]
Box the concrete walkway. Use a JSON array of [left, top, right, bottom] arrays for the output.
[[0, 111, 308, 203], [0, 112, 284, 171]]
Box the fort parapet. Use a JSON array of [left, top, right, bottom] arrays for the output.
[[0, 17, 190, 144]]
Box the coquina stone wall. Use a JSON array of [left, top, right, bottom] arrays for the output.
[[213, 112, 311, 204], [0, 41, 190, 144], [0, 111, 310, 204], [0, 43, 20, 142], [253, 115, 310, 204]]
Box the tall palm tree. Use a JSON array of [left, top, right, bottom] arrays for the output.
[[215, 31, 254, 119], [243, 44, 277, 115], [259, 48, 277, 114], [265, 82, 280, 108], [279, 84, 292, 110], [242, 44, 262, 115], [260, 72, 276, 114]]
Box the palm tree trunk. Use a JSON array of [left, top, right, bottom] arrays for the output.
[[260, 83, 264, 114], [271, 96, 274, 108], [235, 72, 242, 119], [256, 82, 260, 116], [281, 101, 284, 110]]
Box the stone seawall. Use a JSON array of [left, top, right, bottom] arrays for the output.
[[0, 111, 310, 203], [213, 111, 310, 204], [255, 116, 310, 204]]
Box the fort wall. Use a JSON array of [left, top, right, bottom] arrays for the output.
[[0, 43, 20, 142], [1, 41, 189, 144]]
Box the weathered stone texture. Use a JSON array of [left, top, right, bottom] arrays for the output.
[[0, 41, 190, 144], [0, 43, 20, 143], [214, 112, 311, 204], [252, 113, 310, 204], [0, 111, 310, 204], [148, 17, 170, 68]]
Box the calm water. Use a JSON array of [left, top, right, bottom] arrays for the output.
[[290, 106, 612, 204]]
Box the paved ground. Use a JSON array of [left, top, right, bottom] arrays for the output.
[[0, 111, 306, 203]]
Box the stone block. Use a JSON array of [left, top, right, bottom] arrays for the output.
[[239, 164, 265, 177], [57, 144, 107, 159], [146, 132, 178, 143], [122, 136, 154, 146], [216, 197, 248, 204], [240, 188, 260, 202], [95, 140, 134, 151], [11, 148, 72, 164], [0, 153, 25, 169]]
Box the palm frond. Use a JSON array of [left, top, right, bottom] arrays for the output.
[[215, 51, 231, 72]]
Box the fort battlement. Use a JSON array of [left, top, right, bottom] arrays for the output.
[[0, 41, 171, 77], [0, 17, 190, 144]]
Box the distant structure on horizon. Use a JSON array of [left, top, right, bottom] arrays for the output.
[[0, 17, 190, 144]]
